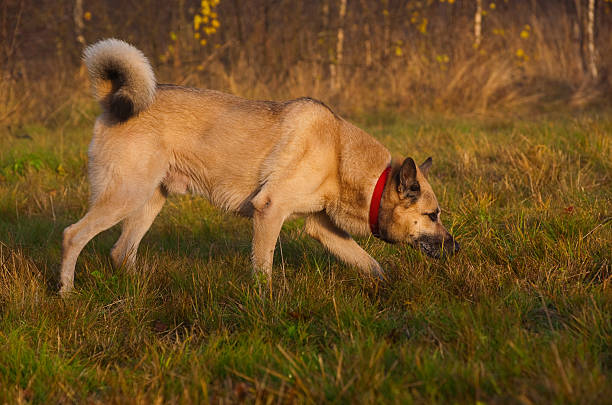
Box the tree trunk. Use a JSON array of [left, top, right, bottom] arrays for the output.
[[321, 0, 330, 79], [331, 0, 347, 91], [359, 0, 372, 68], [73, 0, 86, 77], [232, 0, 244, 46], [173, 0, 185, 70], [573, 0, 589, 76], [73, 0, 86, 50], [382, 0, 390, 58], [474, 0, 482, 48], [586, 0, 598, 79], [262, 1, 270, 64]]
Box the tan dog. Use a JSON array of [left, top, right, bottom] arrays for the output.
[[59, 39, 459, 294]]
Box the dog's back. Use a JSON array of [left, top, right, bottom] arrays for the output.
[[83, 39, 342, 213]]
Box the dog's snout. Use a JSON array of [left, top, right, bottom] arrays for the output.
[[442, 237, 459, 256], [415, 234, 459, 259]]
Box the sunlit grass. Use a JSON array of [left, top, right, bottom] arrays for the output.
[[0, 111, 610, 403]]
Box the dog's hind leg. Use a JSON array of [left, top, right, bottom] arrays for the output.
[[305, 212, 384, 279], [110, 186, 167, 269], [60, 187, 158, 295]]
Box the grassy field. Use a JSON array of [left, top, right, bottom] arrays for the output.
[[0, 108, 610, 404]]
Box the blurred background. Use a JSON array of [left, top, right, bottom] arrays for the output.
[[1, 0, 612, 126]]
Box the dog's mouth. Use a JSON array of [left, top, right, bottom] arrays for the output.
[[415, 235, 460, 259]]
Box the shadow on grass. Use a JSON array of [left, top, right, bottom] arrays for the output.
[[0, 208, 339, 291]]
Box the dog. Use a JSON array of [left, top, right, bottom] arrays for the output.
[[59, 38, 459, 295]]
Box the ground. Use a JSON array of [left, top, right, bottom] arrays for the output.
[[0, 109, 610, 403]]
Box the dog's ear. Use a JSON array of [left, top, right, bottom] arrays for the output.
[[419, 157, 433, 177], [397, 157, 420, 200]]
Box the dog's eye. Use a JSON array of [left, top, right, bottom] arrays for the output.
[[409, 182, 420, 192], [424, 210, 439, 222]]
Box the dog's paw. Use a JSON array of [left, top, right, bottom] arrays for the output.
[[369, 261, 387, 283], [252, 269, 271, 289], [58, 283, 75, 298]]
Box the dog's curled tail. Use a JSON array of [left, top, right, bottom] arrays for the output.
[[83, 38, 156, 122]]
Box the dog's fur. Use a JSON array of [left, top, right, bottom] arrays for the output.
[[59, 39, 458, 294]]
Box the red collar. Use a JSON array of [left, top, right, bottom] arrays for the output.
[[369, 165, 391, 238]]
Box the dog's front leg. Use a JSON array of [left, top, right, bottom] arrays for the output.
[[251, 194, 286, 278], [305, 212, 384, 280]]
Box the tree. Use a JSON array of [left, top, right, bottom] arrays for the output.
[[330, 0, 347, 91], [359, 0, 372, 68], [474, 0, 482, 48], [586, 0, 598, 79], [574, 0, 599, 80]]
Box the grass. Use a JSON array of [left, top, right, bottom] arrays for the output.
[[0, 108, 610, 404]]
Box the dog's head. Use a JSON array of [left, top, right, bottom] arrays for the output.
[[378, 157, 459, 258]]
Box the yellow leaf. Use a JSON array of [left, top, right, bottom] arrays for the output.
[[418, 18, 428, 34]]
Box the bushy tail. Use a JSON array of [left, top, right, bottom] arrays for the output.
[[83, 39, 156, 121]]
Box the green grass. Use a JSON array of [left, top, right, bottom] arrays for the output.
[[0, 109, 610, 403]]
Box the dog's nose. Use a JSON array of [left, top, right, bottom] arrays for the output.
[[443, 237, 459, 256]]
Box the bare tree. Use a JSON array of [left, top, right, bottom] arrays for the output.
[[73, 0, 86, 50], [232, 0, 244, 46], [382, 0, 390, 58], [574, 0, 598, 80], [331, 0, 347, 91], [474, 0, 482, 48], [73, 0, 87, 78], [321, 0, 330, 79], [359, 0, 372, 68], [586, 0, 598, 79]]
